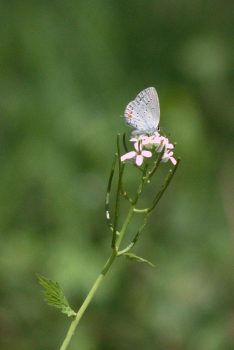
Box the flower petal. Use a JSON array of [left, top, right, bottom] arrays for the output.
[[166, 142, 174, 149], [142, 150, 152, 158], [161, 150, 176, 164], [130, 137, 138, 142], [136, 155, 143, 166], [170, 156, 177, 165], [121, 151, 136, 162]]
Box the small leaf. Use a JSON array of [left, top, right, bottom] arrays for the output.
[[123, 253, 155, 267], [37, 274, 76, 317]]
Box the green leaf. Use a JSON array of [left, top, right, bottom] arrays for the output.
[[37, 274, 76, 317], [123, 253, 155, 267]]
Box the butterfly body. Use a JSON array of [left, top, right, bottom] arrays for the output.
[[124, 87, 160, 135]]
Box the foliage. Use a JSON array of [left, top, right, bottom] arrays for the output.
[[37, 274, 76, 318], [123, 252, 155, 268]]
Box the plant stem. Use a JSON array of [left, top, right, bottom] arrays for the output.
[[59, 204, 135, 350], [59, 250, 116, 350], [115, 205, 134, 249]]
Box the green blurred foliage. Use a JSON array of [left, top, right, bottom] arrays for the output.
[[0, 1, 233, 349]]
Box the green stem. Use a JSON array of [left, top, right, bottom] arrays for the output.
[[59, 250, 117, 350], [59, 204, 135, 350], [148, 158, 180, 213], [116, 205, 135, 249], [105, 154, 117, 231], [148, 146, 165, 178], [112, 135, 125, 248]]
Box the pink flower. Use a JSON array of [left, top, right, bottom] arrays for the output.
[[157, 136, 174, 152], [130, 133, 174, 152], [161, 150, 177, 165], [121, 142, 152, 166], [122, 131, 177, 167], [130, 133, 159, 144], [130, 133, 160, 150]]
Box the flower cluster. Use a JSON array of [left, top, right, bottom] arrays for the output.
[[120, 132, 177, 166]]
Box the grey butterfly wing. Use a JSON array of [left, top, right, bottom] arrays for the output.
[[124, 87, 160, 135]]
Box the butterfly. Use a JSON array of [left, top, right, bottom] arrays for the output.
[[124, 87, 160, 135]]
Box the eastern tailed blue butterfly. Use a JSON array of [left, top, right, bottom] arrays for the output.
[[124, 87, 160, 135]]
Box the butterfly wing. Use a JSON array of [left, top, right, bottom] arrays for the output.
[[124, 87, 160, 135]]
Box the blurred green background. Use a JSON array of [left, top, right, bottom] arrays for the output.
[[0, 1, 233, 349]]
